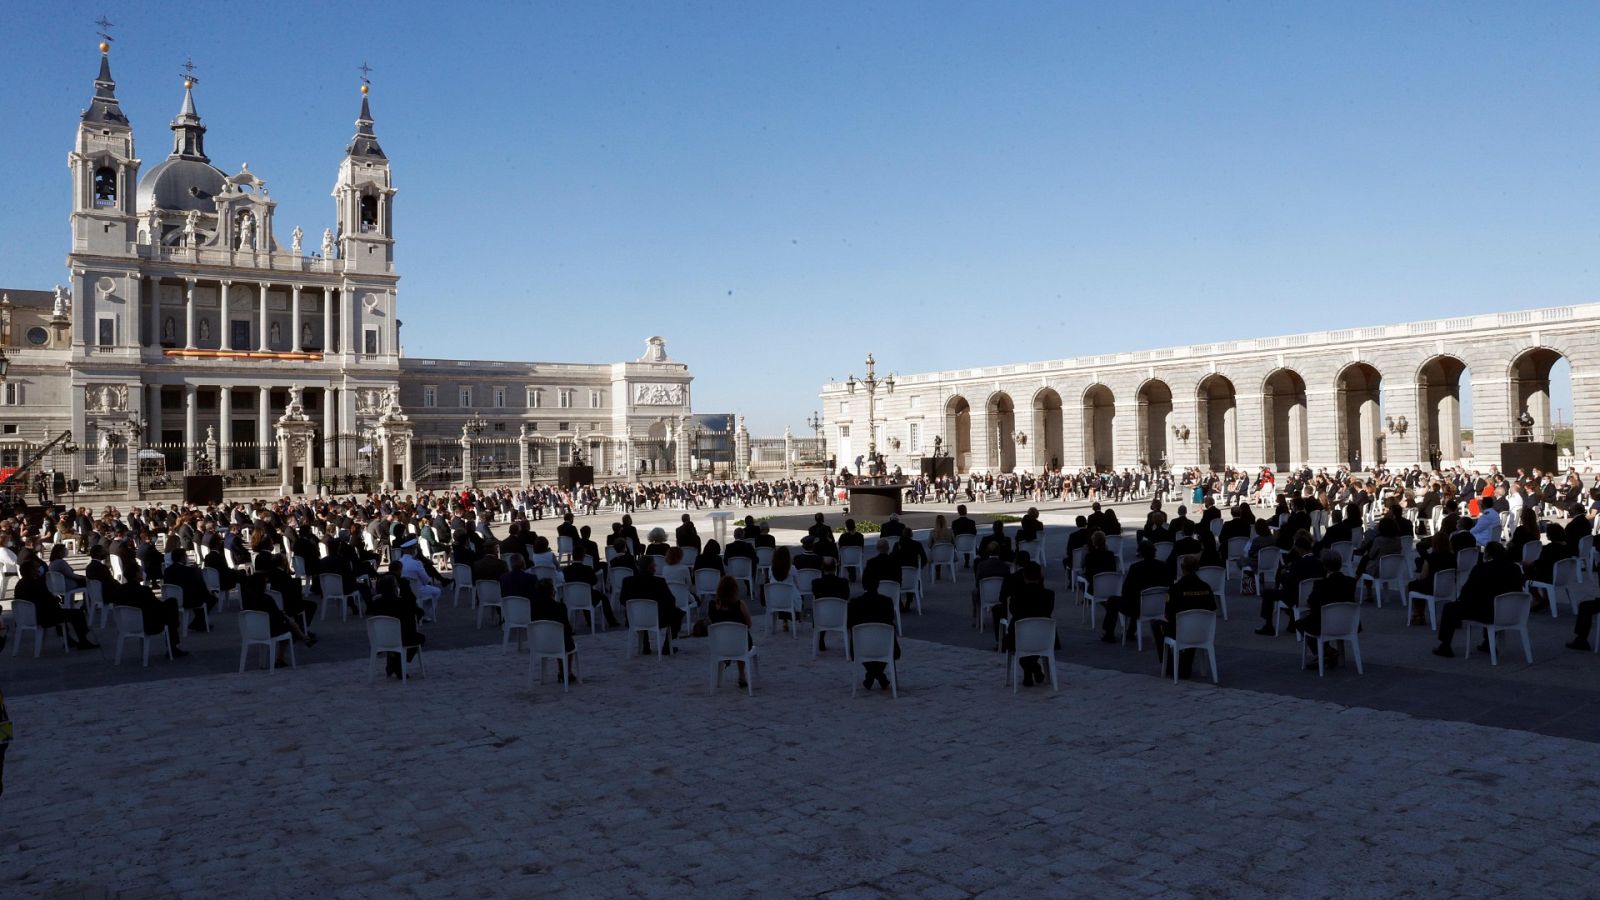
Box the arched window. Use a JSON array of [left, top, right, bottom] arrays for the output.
[[93, 166, 118, 207], [359, 194, 378, 231]]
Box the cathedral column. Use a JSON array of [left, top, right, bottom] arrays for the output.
[[148, 385, 164, 443], [143, 277, 156, 348], [184, 383, 197, 469], [259, 386, 272, 469], [323, 387, 337, 468], [184, 279, 197, 350], [290, 285, 302, 352], [258, 282, 270, 352], [323, 289, 333, 353], [218, 386, 233, 470], [220, 281, 233, 350]]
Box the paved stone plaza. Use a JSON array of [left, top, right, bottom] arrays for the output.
[[4, 497, 1600, 898]]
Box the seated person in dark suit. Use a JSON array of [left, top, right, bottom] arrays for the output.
[[260, 553, 318, 630], [1103, 541, 1172, 644], [1156, 555, 1218, 679], [500, 553, 543, 602], [893, 534, 927, 574], [807, 513, 836, 552], [1434, 541, 1526, 657], [675, 515, 702, 551], [619, 556, 682, 654], [116, 577, 186, 656], [836, 521, 866, 550], [162, 549, 216, 631], [847, 585, 901, 690], [879, 514, 906, 540], [861, 539, 901, 596], [724, 531, 759, 565], [793, 538, 825, 573], [951, 506, 978, 538], [692, 540, 725, 574], [530, 577, 577, 681], [240, 568, 315, 663], [1001, 563, 1055, 686], [810, 557, 851, 653], [1294, 551, 1357, 666], [560, 552, 619, 627], [1256, 532, 1320, 636], [12, 558, 98, 649], [368, 575, 426, 679]]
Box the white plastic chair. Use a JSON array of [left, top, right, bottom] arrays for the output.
[[794, 568, 819, 607], [1299, 601, 1362, 677], [83, 579, 110, 629], [626, 598, 665, 658], [557, 535, 574, 563], [1082, 571, 1122, 629], [475, 580, 504, 629], [1196, 565, 1228, 620], [1224, 537, 1249, 581], [877, 580, 904, 635], [764, 582, 802, 636], [850, 622, 899, 698], [1407, 568, 1457, 631], [668, 581, 698, 628], [107, 554, 127, 585], [899, 566, 924, 615], [755, 546, 775, 586], [726, 557, 756, 599], [1153, 542, 1175, 563], [953, 533, 978, 569], [1160, 609, 1219, 684], [1576, 535, 1594, 582], [501, 595, 532, 650], [1465, 591, 1533, 666], [609, 566, 635, 611], [46, 571, 89, 618], [319, 572, 363, 622], [1017, 539, 1043, 566], [1007, 616, 1059, 692], [708, 621, 758, 695], [366, 615, 424, 682], [560, 581, 602, 634], [529, 620, 579, 690], [202, 566, 240, 614], [112, 604, 171, 666], [839, 546, 865, 581], [1275, 577, 1321, 637], [237, 609, 295, 673], [8, 599, 65, 657], [693, 567, 722, 607], [532, 565, 561, 586], [451, 564, 474, 607], [930, 543, 956, 582], [1329, 541, 1355, 577], [1254, 547, 1284, 596], [1127, 586, 1167, 651], [1356, 554, 1404, 609], [1520, 539, 1543, 567], [1456, 546, 1479, 584], [812, 597, 848, 658], [1528, 557, 1580, 618], [974, 576, 1005, 631], [164, 583, 208, 635]]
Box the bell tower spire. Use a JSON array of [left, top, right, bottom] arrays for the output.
[[70, 25, 139, 255], [333, 68, 397, 274]]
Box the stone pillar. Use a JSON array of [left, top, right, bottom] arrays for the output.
[[258, 386, 272, 469], [258, 282, 270, 352], [218, 386, 232, 470], [323, 387, 337, 469], [784, 425, 795, 478], [127, 385, 143, 498], [203, 425, 219, 472], [290, 285, 302, 351], [378, 426, 395, 491], [401, 430, 415, 491], [183, 383, 197, 469], [735, 417, 751, 479], [460, 427, 474, 488], [1170, 395, 1200, 470], [323, 289, 333, 354], [220, 281, 233, 350], [149, 385, 164, 444], [518, 424, 531, 488], [144, 277, 157, 348], [183, 279, 197, 350]]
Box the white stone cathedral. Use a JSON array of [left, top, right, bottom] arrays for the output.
[[0, 44, 696, 495]]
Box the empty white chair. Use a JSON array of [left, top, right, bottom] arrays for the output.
[[1007, 616, 1059, 692], [531, 565, 561, 586], [83, 579, 110, 629], [876, 580, 904, 635], [501, 595, 532, 650], [626, 598, 665, 658], [1254, 547, 1284, 597], [1160, 609, 1219, 684], [812, 596, 848, 658], [528, 620, 579, 690], [953, 533, 978, 569], [475, 580, 504, 629], [1329, 541, 1355, 577], [1275, 577, 1320, 637], [1299, 602, 1362, 677], [693, 567, 722, 607], [202, 565, 241, 614], [1196, 565, 1227, 620], [850, 622, 899, 698], [764, 582, 802, 636], [899, 565, 924, 615], [560, 581, 602, 633], [1576, 535, 1594, 582], [8, 599, 64, 657], [1407, 569, 1458, 631], [755, 546, 775, 586], [1456, 546, 1479, 584], [930, 543, 957, 582], [1520, 539, 1543, 567], [237, 609, 295, 673], [164, 583, 208, 635], [557, 535, 575, 563], [794, 568, 819, 607], [974, 576, 1005, 631], [1127, 586, 1167, 651], [1152, 542, 1175, 563], [366, 615, 424, 682], [609, 566, 635, 611], [1465, 591, 1533, 666], [669, 581, 698, 629], [707, 621, 758, 695], [46, 570, 89, 617], [319, 572, 362, 622], [1527, 557, 1580, 618], [451, 564, 474, 607], [726, 557, 755, 599], [1082, 571, 1122, 630], [679, 546, 698, 568], [107, 553, 127, 585], [1358, 554, 1405, 609], [839, 546, 865, 582], [1224, 537, 1249, 581], [112, 604, 171, 666]]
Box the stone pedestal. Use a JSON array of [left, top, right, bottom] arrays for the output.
[[275, 385, 317, 496]]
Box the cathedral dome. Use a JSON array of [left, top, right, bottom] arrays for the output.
[[136, 157, 228, 213]]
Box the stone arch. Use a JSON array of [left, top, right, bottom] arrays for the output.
[[1416, 354, 1469, 465], [1196, 373, 1237, 471], [986, 391, 1017, 473], [1263, 367, 1309, 472], [1082, 384, 1116, 471], [1135, 379, 1173, 467], [1336, 361, 1384, 470], [1032, 387, 1064, 471], [945, 395, 973, 474], [1508, 346, 1573, 449]]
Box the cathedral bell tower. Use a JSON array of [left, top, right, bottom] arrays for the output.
[[69, 39, 140, 257], [332, 82, 396, 275]]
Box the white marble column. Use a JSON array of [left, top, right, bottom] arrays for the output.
[[220, 281, 233, 350], [258, 282, 270, 352], [323, 289, 333, 353], [290, 285, 302, 351], [323, 387, 337, 468], [144, 277, 157, 348], [218, 386, 232, 470], [259, 386, 272, 469], [184, 279, 197, 350], [184, 383, 197, 468]]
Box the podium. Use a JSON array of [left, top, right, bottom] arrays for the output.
[[1500, 442, 1558, 475], [920, 457, 955, 480], [185, 475, 224, 505], [557, 465, 594, 490], [846, 483, 906, 519]]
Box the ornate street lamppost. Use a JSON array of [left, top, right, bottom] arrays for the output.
[[844, 353, 895, 479]]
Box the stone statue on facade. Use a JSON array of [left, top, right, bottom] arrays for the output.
[[321, 228, 334, 258], [51, 285, 70, 320], [286, 383, 305, 417], [291, 225, 303, 256], [183, 210, 200, 247], [236, 211, 256, 250], [145, 207, 162, 245]]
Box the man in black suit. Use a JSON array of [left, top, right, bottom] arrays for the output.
[[1103, 541, 1172, 644], [500, 554, 543, 603], [1294, 551, 1357, 665], [556, 513, 581, 548], [1001, 562, 1055, 686], [810, 557, 851, 652], [879, 514, 906, 541], [561, 552, 620, 627], [836, 520, 865, 550], [1434, 541, 1526, 657], [1157, 555, 1218, 679], [162, 549, 215, 631], [675, 514, 702, 551], [847, 584, 900, 690], [862, 539, 901, 596], [1257, 533, 1320, 636], [620, 556, 682, 654], [951, 506, 978, 538], [807, 513, 835, 547], [529, 578, 576, 678]]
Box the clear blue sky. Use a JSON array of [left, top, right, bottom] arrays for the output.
[[1, 1, 1592, 433]]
